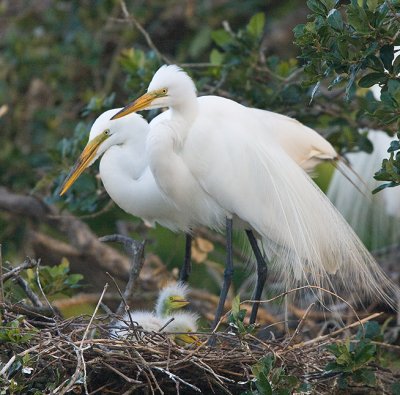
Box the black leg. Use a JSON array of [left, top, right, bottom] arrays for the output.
[[211, 217, 234, 332], [246, 230, 269, 324], [179, 233, 192, 283]]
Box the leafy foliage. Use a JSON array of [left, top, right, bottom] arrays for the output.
[[324, 321, 384, 389], [25, 258, 83, 299], [243, 354, 302, 395], [295, 0, 400, 190], [0, 317, 38, 344], [228, 295, 256, 335]]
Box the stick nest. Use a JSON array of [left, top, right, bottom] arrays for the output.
[[1, 306, 398, 395]]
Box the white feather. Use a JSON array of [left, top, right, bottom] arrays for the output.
[[139, 65, 398, 306]]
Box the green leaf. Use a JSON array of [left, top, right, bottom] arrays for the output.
[[380, 45, 394, 72], [211, 29, 232, 47], [231, 294, 241, 316], [327, 9, 343, 31], [247, 13, 266, 38], [358, 72, 386, 88], [307, 0, 328, 16], [384, 140, 399, 152], [255, 371, 272, 395], [210, 49, 224, 66], [372, 181, 397, 194]]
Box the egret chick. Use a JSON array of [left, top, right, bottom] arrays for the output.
[[162, 311, 200, 346], [155, 282, 189, 318], [110, 311, 162, 339]]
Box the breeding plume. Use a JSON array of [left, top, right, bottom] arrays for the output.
[[111, 65, 397, 326]]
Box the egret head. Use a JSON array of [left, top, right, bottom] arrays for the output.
[[162, 312, 200, 346], [59, 109, 147, 196], [155, 282, 189, 318], [111, 65, 197, 120]]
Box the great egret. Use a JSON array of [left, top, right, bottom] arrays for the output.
[[59, 107, 336, 325], [111, 65, 397, 328], [162, 311, 200, 346], [60, 109, 195, 232], [155, 282, 189, 317]]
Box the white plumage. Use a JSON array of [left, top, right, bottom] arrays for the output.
[[155, 282, 189, 317], [110, 310, 162, 338], [111, 65, 397, 307]]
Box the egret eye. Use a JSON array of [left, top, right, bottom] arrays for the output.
[[162, 88, 168, 95], [169, 296, 174, 301], [104, 129, 111, 136]]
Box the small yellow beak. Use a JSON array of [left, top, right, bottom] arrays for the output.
[[59, 133, 107, 196], [111, 92, 157, 120], [174, 332, 201, 346], [170, 297, 190, 310]]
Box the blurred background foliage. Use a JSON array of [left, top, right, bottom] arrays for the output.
[[0, 0, 399, 293]]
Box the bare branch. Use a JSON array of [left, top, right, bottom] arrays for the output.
[[119, 0, 170, 64], [1, 257, 38, 282]]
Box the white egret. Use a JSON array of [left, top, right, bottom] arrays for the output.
[[110, 310, 162, 339], [58, 107, 334, 318], [155, 282, 189, 318], [60, 109, 194, 233], [111, 65, 397, 329], [162, 311, 200, 346]]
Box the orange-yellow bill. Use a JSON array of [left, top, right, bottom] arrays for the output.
[[111, 92, 157, 120], [59, 133, 107, 196]]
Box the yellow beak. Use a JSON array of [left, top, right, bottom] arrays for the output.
[[170, 297, 190, 310], [111, 92, 157, 120], [59, 133, 107, 196], [174, 332, 201, 346]]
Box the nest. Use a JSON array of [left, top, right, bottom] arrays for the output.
[[1, 304, 398, 395]]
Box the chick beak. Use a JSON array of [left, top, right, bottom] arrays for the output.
[[171, 297, 190, 310], [175, 333, 201, 346]]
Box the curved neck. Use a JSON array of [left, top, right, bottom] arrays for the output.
[[170, 89, 198, 129]]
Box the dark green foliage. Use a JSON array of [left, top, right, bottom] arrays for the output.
[[24, 258, 83, 299], [228, 295, 256, 335], [243, 354, 301, 395], [295, 0, 400, 191], [324, 321, 384, 389]]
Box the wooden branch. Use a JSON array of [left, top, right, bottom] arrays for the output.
[[99, 234, 146, 315], [1, 257, 38, 282]]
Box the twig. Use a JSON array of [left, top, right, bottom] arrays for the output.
[[102, 361, 142, 384], [159, 317, 174, 332], [153, 366, 202, 393], [101, 234, 146, 316], [15, 275, 43, 308], [281, 312, 383, 353], [119, 0, 170, 64], [1, 257, 37, 282], [0, 355, 15, 377], [35, 259, 61, 328], [282, 303, 315, 350], [80, 284, 109, 348]]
